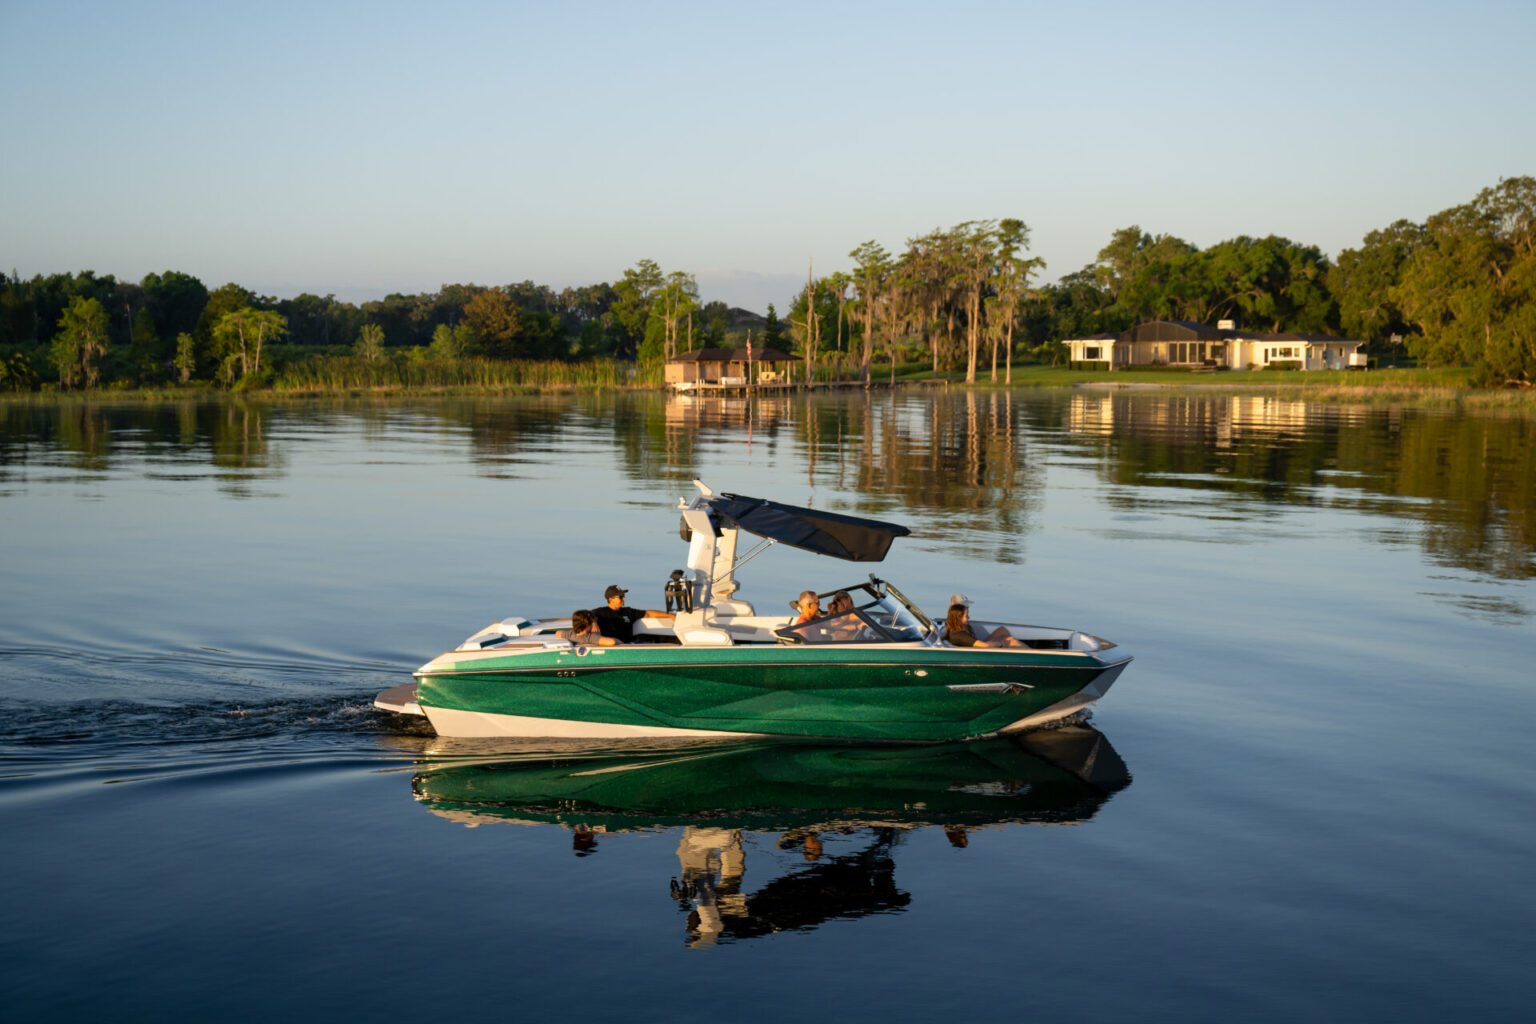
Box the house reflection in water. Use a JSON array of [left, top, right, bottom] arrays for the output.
[[409, 727, 1131, 947], [1061, 391, 1536, 588], [1067, 392, 1317, 449]]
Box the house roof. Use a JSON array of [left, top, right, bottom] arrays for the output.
[[1241, 332, 1361, 344], [1127, 320, 1225, 342], [1058, 320, 1363, 346], [670, 347, 794, 363]]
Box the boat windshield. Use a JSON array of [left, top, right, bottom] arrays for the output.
[[775, 594, 928, 645], [860, 593, 928, 641]]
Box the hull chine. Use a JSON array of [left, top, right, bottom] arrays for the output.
[[999, 658, 1130, 734], [421, 705, 767, 740]]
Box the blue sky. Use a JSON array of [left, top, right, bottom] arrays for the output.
[[3, 0, 1533, 311]]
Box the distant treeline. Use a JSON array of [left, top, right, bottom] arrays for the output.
[[1, 176, 1530, 392], [783, 176, 1532, 387], [0, 265, 772, 392]]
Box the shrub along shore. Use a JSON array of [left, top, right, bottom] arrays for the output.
[[5, 363, 1532, 414]]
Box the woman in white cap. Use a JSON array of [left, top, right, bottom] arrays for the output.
[[944, 595, 1025, 648]]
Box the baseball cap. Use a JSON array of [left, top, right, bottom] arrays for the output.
[[949, 593, 973, 608], [604, 585, 628, 600]]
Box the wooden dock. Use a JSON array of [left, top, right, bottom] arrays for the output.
[[670, 378, 926, 395]]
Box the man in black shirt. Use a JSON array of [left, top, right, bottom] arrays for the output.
[[591, 584, 675, 643]]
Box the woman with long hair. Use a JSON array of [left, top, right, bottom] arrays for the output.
[[944, 603, 1024, 648]]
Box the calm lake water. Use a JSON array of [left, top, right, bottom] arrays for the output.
[[2, 389, 1533, 1021]]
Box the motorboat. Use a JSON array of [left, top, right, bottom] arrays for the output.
[[375, 480, 1132, 740]]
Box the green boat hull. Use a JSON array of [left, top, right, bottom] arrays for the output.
[[415, 644, 1130, 742]]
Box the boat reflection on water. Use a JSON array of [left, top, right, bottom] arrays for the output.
[[409, 725, 1131, 946]]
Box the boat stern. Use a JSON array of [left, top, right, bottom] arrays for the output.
[[374, 681, 425, 717]]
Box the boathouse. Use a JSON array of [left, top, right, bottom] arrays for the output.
[[665, 346, 795, 390], [1064, 320, 1365, 371]]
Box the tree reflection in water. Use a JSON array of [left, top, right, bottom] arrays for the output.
[[0, 398, 287, 495], [2, 391, 1530, 584]]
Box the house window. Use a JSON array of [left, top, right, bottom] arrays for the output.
[[1085, 346, 1100, 360]]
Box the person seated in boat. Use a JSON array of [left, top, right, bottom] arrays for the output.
[[591, 584, 674, 643], [945, 600, 1025, 648], [823, 591, 862, 640], [567, 609, 618, 647], [791, 590, 822, 626]]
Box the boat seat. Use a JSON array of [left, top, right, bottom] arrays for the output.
[[713, 614, 798, 644], [670, 608, 735, 646], [710, 599, 756, 616], [678, 626, 733, 647]]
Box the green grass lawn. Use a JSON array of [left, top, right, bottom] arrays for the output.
[[955, 364, 1477, 389], [11, 363, 1528, 411]]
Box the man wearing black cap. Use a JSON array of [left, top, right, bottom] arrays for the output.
[[591, 584, 675, 643]]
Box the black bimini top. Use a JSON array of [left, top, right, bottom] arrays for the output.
[[706, 493, 912, 562]]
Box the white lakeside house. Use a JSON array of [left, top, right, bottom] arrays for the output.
[[1064, 319, 1367, 371]]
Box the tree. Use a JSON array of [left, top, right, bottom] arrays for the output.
[[360, 292, 427, 347], [1094, 226, 1151, 300], [901, 228, 962, 375], [788, 262, 822, 381], [54, 296, 110, 388], [984, 296, 1007, 382], [612, 259, 664, 358], [0, 271, 34, 346], [849, 240, 891, 387], [355, 323, 386, 363], [649, 271, 699, 362], [140, 270, 208, 341], [1194, 235, 1335, 332], [280, 292, 362, 347], [789, 273, 843, 381], [993, 218, 1042, 384], [130, 307, 161, 378], [174, 332, 196, 383], [880, 270, 907, 384], [213, 307, 286, 382], [197, 283, 255, 372], [694, 301, 731, 349], [1022, 268, 1118, 352], [1330, 219, 1426, 349], [0, 350, 36, 391], [50, 332, 80, 388], [825, 271, 852, 370], [1109, 232, 1199, 323], [1395, 176, 1536, 384], [462, 289, 522, 358], [954, 220, 999, 383], [762, 303, 784, 349], [429, 322, 475, 360]]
